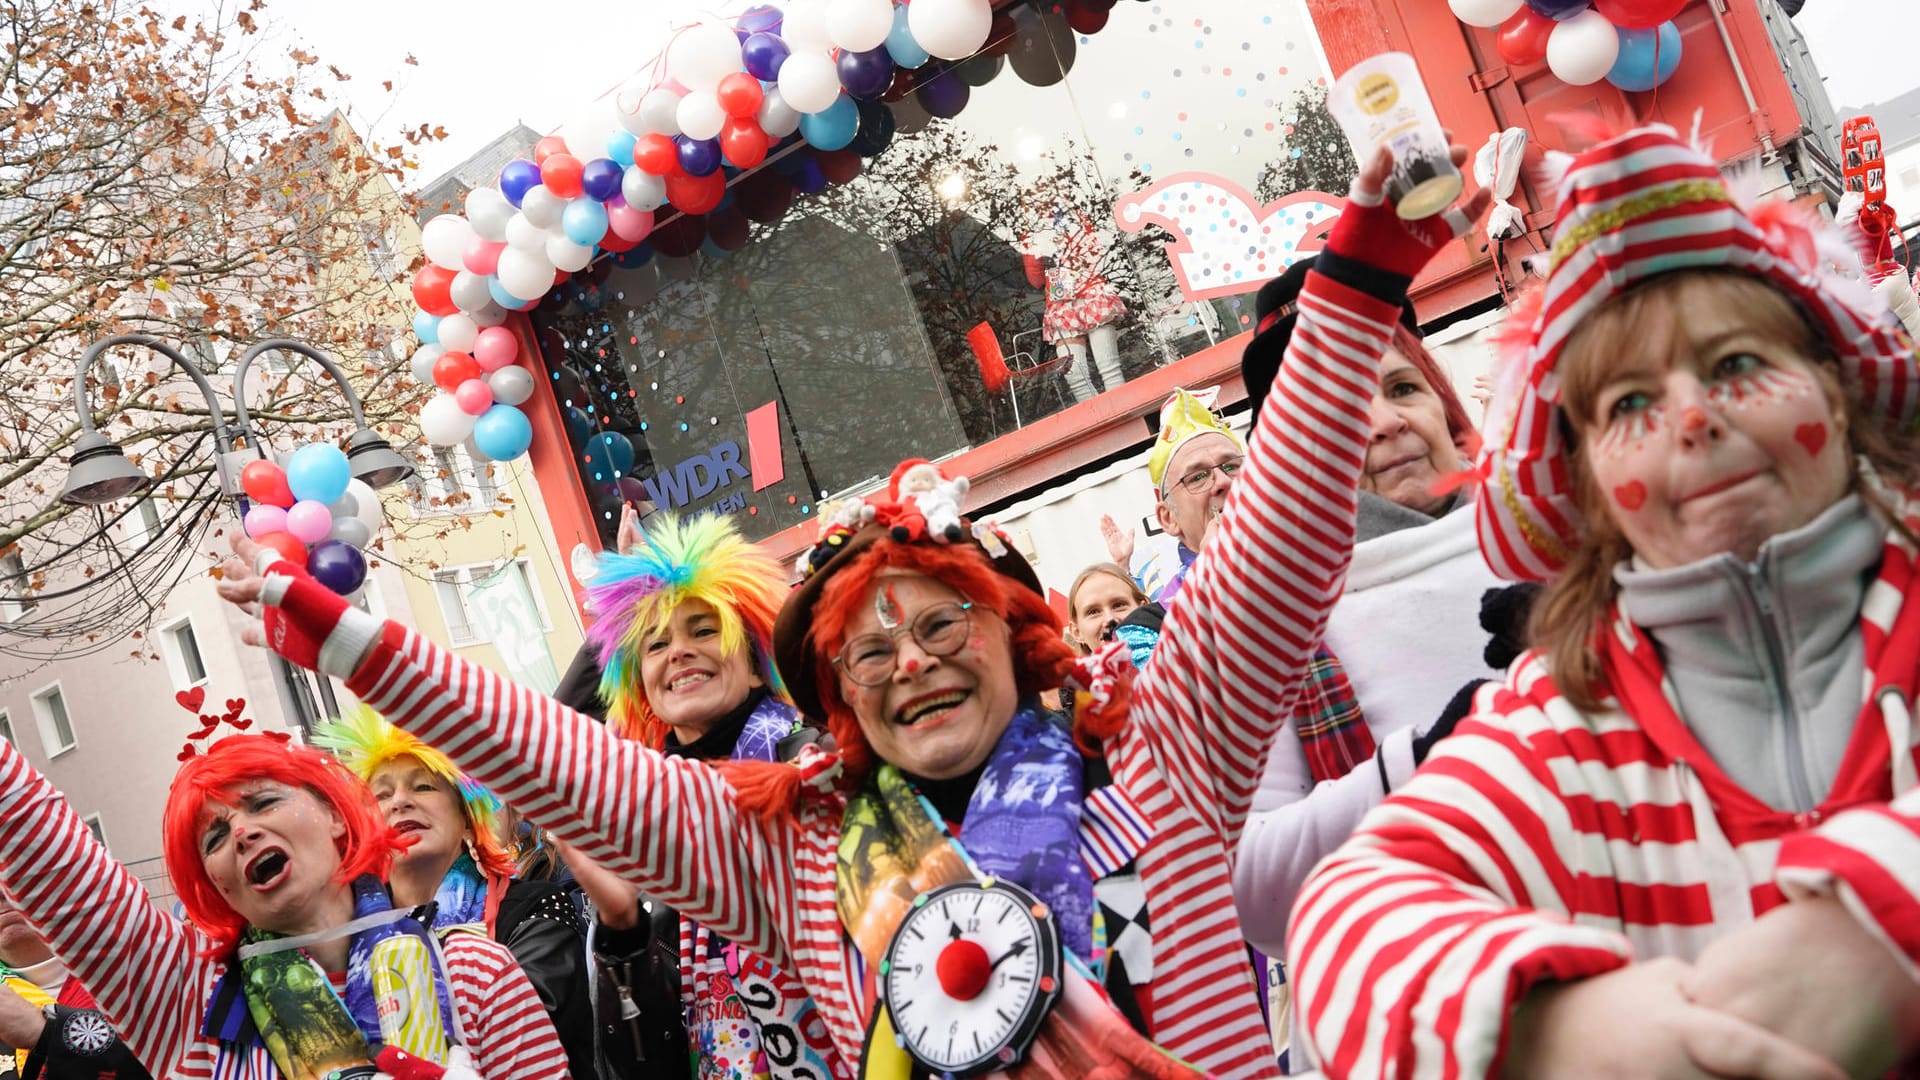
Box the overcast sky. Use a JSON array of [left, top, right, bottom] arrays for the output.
[[200, 0, 1920, 188]]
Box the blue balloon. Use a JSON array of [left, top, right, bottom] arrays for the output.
[[286, 443, 351, 505], [488, 276, 538, 311], [887, 4, 930, 68], [793, 157, 827, 194], [605, 130, 637, 167], [1606, 21, 1682, 92], [581, 158, 625, 202], [677, 135, 723, 177], [799, 94, 860, 152], [701, 237, 735, 260], [562, 198, 611, 245], [584, 432, 635, 481], [563, 406, 593, 445], [738, 3, 782, 34], [472, 404, 534, 461], [1524, 0, 1586, 15], [742, 31, 791, 81], [499, 159, 542, 207], [837, 45, 896, 99], [412, 311, 440, 345], [613, 244, 654, 269]]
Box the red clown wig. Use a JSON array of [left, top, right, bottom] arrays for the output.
[[162, 734, 407, 955]]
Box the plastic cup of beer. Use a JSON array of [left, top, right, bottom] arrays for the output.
[[1327, 52, 1464, 221]]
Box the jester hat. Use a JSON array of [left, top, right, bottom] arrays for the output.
[[311, 705, 515, 878], [1148, 387, 1246, 493], [584, 511, 789, 747], [1476, 124, 1920, 582]]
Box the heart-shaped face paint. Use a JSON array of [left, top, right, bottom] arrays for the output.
[[1794, 422, 1828, 457], [1613, 480, 1648, 512]]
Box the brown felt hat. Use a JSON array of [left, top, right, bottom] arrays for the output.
[[772, 521, 1045, 722]]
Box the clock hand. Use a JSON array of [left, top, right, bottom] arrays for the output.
[[986, 939, 1030, 973], [949, 921, 963, 942]]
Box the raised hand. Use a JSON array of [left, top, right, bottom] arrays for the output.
[[1325, 135, 1493, 282], [1100, 513, 1135, 567]]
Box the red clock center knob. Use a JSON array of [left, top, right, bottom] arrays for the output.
[[936, 939, 992, 1001]]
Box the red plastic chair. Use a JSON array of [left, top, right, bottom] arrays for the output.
[[967, 321, 1068, 427]]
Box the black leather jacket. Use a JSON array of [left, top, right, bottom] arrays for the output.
[[494, 879, 597, 1080]]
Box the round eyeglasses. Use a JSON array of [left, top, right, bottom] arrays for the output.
[[1168, 456, 1243, 497], [834, 601, 974, 686]]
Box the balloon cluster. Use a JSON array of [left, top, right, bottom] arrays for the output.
[[238, 445, 383, 596], [1449, 0, 1684, 90], [401, 0, 1124, 461]]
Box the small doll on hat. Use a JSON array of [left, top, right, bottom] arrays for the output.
[[881, 459, 970, 544]]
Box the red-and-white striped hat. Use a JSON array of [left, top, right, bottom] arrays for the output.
[[1475, 124, 1920, 582]]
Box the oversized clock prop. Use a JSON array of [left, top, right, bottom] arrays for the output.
[[878, 878, 1064, 1077]]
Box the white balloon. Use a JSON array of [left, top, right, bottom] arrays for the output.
[[830, 0, 894, 52], [496, 246, 556, 300], [908, 0, 991, 61], [757, 87, 802, 138], [437, 313, 479, 353], [464, 187, 515, 243], [676, 91, 728, 142], [462, 436, 494, 465], [615, 77, 654, 136], [469, 302, 508, 328], [327, 516, 372, 550], [561, 111, 608, 162], [622, 166, 668, 212], [639, 88, 684, 136], [420, 215, 475, 271], [778, 52, 843, 114], [546, 233, 594, 273], [1447, 0, 1524, 28], [669, 22, 745, 92], [408, 343, 445, 384], [420, 393, 478, 446], [505, 212, 548, 251], [520, 184, 564, 229], [448, 270, 493, 313], [487, 365, 536, 407], [783, 0, 836, 54], [343, 478, 385, 534], [1547, 11, 1622, 86]]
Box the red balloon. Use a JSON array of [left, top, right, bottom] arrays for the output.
[[533, 136, 569, 164], [1592, 0, 1686, 29], [598, 227, 642, 253], [255, 531, 308, 566], [634, 133, 681, 176], [716, 72, 766, 119], [735, 170, 795, 224], [241, 460, 296, 508], [432, 350, 481, 393], [541, 153, 585, 198], [1495, 7, 1556, 65], [453, 378, 494, 416], [665, 169, 725, 215], [707, 207, 750, 251], [1065, 2, 1108, 34], [410, 263, 457, 316], [719, 118, 770, 168], [816, 148, 863, 185], [649, 214, 706, 258]]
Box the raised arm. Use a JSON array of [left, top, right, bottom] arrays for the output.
[[0, 738, 214, 1076], [219, 546, 803, 970]]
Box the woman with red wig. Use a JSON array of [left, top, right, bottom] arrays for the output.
[[0, 731, 569, 1080]]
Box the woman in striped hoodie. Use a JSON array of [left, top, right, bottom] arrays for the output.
[[1288, 124, 1920, 1079]]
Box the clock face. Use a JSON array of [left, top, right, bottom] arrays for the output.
[[879, 879, 1063, 1078]]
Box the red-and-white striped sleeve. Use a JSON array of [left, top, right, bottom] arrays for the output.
[[341, 269, 1400, 1080], [0, 742, 568, 1080], [1287, 643, 1920, 1079]]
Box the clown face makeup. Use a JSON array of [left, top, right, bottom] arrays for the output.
[[197, 781, 352, 939], [1568, 277, 1850, 570], [837, 570, 1019, 781]]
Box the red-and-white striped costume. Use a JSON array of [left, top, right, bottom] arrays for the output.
[[1287, 494, 1920, 1078], [339, 274, 1404, 1080], [0, 744, 571, 1080]]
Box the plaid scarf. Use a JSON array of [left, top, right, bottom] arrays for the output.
[[1294, 648, 1376, 785]]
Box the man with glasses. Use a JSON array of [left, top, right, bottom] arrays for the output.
[[1146, 387, 1245, 604]]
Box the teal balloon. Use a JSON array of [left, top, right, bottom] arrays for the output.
[[564, 406, 592, 444], [472, 404, 533, 460], [285, 443, 351, 505], [562, 198, 610, 246], [799, 94, 860, 152], [1606, 21, 1681, 92], [887, 4, 930, 68], [584, 431, 635, 481]]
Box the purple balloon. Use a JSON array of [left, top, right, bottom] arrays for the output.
[[793, 157, 827, 194], [1523, 0, 1587, 15], [617, 477, 650, 503], [837, 45, 896, 99], [499, 159, 542, 207], [581, 158, 624, 202], [306, 540, 368, 596], [916, 69, 970, 119], [742, 32, 791, 81], [737, 3, 783, 34], [676, 135, 722, 177]]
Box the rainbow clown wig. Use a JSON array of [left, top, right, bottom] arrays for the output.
[[585, 511, 789, 748], [311, 705, 515, 879]]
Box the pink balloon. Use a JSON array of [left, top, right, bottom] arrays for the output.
[[243, 504, 288, 539], [463, 237, 506, 276], [285, 500, 333, 545], [454, 377, 494, 415], [607, 203, 655, 243], [473, 326, 519, 372]]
